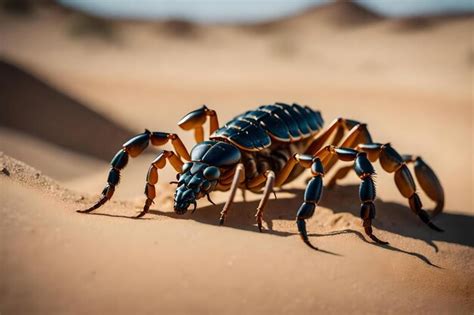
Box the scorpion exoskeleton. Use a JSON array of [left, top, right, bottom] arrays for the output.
[[78, 103, 444, 249]]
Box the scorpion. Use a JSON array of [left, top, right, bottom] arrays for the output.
[[78, 103, 444, 249]]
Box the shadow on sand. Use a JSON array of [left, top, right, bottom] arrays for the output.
[[0, 59, 135, 160], [82, 184, 473, 267]]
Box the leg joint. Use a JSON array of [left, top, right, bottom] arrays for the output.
[[296, 202, 316, 220]]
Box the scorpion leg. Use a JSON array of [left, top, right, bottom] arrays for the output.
[[319, 123, 372, 172], [241, 188, 247, 202], [178, 105, 219, 143], [353, 152, 388, 244], [296, 157, 325, 249], [136, 150, 183, 218], [308, 120, 370, 188], [255, 171, 276, 232], [402, 155, 444, 217], [305, 117, 362, 156], [324, 121, 444, 218], [78, 130, 190, 214], [273, 153, 324, 248], [305, 118, 347, 155], [357, 143, 444, 229], [219, 163, 245, 225], [316, 147, 388, 244]]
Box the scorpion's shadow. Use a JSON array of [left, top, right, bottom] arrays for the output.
[[149, 184, 473, 266]]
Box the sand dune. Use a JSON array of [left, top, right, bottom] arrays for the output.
[[0, 2, 473, 314], [0, 60, 134, 160], [255, 1, 383, 31]]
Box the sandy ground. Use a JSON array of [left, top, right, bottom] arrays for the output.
[[0, 2, 473, 314]]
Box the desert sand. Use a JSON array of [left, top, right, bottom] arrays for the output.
[[0, 2, 473, 314]]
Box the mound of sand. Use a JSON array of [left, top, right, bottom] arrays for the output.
[[0, 59, 134, 160], [0, 151, 73, 199], [294, 1, 382, 27]]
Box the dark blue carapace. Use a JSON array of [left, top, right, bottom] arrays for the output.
[[173, 141, 241, 213]]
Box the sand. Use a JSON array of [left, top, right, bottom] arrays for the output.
[[0, 2, 473, 314]]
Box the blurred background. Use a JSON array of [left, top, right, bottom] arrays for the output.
[[0, 0, 472, 206]]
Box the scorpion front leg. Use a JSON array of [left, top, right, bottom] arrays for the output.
[[178, 105, 219, 143], [78, 130, 190, 214], [136, 150, 183, 218]]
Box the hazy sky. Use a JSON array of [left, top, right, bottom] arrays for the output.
[[59, 0, 474, 23]]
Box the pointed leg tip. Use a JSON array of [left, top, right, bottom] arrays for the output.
[[429, 223, 444, 232], [369, 234, 389, 245], [256, 217, 263, 232], [303, 239, 319, 250], [219, 218, 225, 226]]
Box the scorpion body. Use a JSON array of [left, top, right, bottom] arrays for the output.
[[79, 103, 444, 249]]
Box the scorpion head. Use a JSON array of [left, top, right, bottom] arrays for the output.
[[173, 162, 221, 214], [173, 140, 241, 214]]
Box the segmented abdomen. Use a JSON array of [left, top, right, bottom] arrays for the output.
[[211, 103, 324, 151]]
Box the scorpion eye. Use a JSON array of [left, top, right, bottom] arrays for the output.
[[203, 166, 220, 180], [182, 162, 192, 173]]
